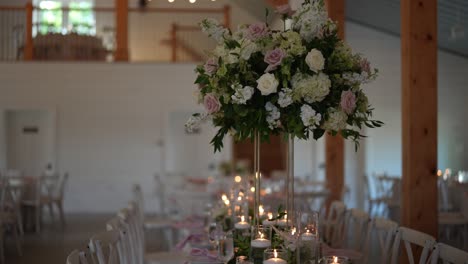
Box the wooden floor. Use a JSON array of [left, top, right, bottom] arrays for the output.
[[6, 214, 112, 264]]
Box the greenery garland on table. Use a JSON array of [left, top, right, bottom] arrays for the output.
[[186, 0, 382, 152]]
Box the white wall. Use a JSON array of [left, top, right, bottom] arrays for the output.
[[0, 62, 232, 213]]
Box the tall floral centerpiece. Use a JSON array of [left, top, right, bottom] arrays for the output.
[[186, 0, 381, 261]]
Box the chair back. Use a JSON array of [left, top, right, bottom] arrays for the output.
[[363, 217, 398, 264], [132, 184, 144, 221], [344, 208, 370, 251], [117, 206, 143, 264], [66, 249, 91, 264], [430, 242, 468, 264], [322, 200, 346, 247], [390, 227, 435, 264], [88, 229, 123, 264], [106, 217, 131, 264]]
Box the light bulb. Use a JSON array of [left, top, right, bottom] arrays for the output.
[[189, 0, 196, 3], [168, 0, 174, 2]]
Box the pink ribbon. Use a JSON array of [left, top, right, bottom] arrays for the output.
[[322, 243, 363, 260]]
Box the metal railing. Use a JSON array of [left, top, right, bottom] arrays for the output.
[[0, 3, 230, 62]]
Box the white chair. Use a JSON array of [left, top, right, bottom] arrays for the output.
[[88, 229, 124, 264], [106, 217, 132, 264], [363, 217, 398, 264], [0, 177, 22, 257], [133, 184, 175, 250], [322, 201, 346, 247], [66, 249, 91, 264], [41, 172, 69, 227], [343, 208, 370, 252], [390, 227, 436, 264], [119, 202, 185, 264], [430, 242, 468, 264]]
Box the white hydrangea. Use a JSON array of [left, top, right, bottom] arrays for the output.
[[323, 108, 348, 131], [200, 18, 228, 43], [213, 45, 238, 64], [239, 40, 258, 60], [291, 72, 331, 103], [185, 113, 209, 133], [291, 2, 328, 42], [343, 72, 372, 86], [265, 102, 281, 130], [231, 85, 254, 104], [278, 88, 293, 108], [300, 105, 322, 129]]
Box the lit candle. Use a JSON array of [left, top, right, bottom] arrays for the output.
[[259, 205, 265, 216], [332, 256, 339, 264], [301, 229, 315, 241], [262, 212, 275, 226], [263, 249, 286, 264], [276, 215, 287, 227], [251, 233, 271, 248], [235, 216, 251, 230]]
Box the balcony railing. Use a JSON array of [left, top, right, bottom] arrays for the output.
[[0, 2, 230, 63]]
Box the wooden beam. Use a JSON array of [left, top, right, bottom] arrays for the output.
[[325, 0, 345, 204], [223, 5, 231, 29], [24, 2, 33, 61], [115, 0, 129, 61], [401, 0, 438, 238]]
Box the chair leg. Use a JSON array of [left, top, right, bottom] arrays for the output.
[[13, 224, 22, 256], [48, 203, 54, 223], [57, 201, 66, 228], [35, 205, 41, 233]]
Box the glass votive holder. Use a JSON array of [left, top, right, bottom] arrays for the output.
[[250, 226, 271, 264], [319, 256, 349, 264], [236, 256, 254, 264], [263, 249, 287, 264]]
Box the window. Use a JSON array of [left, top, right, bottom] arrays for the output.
[[35, 0, 95, 36]]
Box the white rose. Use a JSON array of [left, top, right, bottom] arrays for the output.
[[305, 49, 325, 73], [256, 73, 279, 96]]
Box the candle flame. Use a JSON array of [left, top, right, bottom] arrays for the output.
[[250, 187, 255, 192], [238, 196, 242, 201], [267, 212, 273, 219], [259, 232, 264, 239], [437, 170, 442, 177], [291, 227, 296, 235], [241, 215, 245, 222], [274, 249, 278, 258], [259, 205, 265, 215], [224, 199, 230, 206], [221, 194, 227, 201], [333, 256, 338, 263]]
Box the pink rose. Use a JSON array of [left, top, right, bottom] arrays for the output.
[[264, 48, 286, 72], [340, 90, 357, 115], [204, 58, 218, 75], [360, 58, 371, 75], [276, 4, 294, 17], [247, 23, 269, 41], [203, 93, 221, 114]]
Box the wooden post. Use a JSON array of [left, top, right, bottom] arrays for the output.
[[401, 0, 438, 238], [223, 5, 231, 29], [24, 2, 33, 61], [171, 23, 177, 62], [325, 0, 345, 205], [115, 0, 129, 61]]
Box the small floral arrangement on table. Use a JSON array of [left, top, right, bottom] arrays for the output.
[[186, 0, 382, 152]]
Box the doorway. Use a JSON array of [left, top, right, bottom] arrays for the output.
[[3, 109, 56, 176]]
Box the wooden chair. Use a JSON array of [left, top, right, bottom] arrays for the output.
[[429, 242, 468, 264], [66, 249, 91, 264], [363, 217, 398, 264], [390, 227, 436, 264], [88, 229, 124, 264], [322, 201, 346, 247]]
